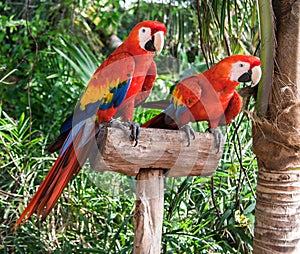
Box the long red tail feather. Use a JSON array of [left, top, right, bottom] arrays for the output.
[[141, 112, 166, 128], [142, 112, 179, 130], [14, 123, 96, 229]]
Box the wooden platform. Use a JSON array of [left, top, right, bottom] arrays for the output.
[[89, 127, 223, 177]]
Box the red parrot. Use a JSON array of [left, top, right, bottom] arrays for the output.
[[15, 20, 166, 228], [142, 55, 261, 145], [114, 60, 157, 119]]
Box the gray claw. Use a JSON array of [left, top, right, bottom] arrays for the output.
[[180, 124, 196, 147], [207, 128, 223, 153], [103, 119, 140, 146], [129, 122, 140, 147], [107, 119, 131, 135]]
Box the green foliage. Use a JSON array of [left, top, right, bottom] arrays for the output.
[[0, 0, 259, 253]]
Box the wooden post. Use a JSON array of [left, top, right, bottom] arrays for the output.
[[134, 169, 164, 254], [89, 127, 223, 253]]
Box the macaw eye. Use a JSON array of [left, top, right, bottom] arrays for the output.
[[239, 63, 244, 68], [142, 29, 146, 33]]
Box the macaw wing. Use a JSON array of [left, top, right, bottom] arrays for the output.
[[114, 60, 157, 120], [61, 53, 135, 132], [166, 75, 202, 118]]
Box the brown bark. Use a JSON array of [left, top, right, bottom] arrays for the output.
[[134, 169, 164, 254], [253, 0, 300, 253], [89, 127, 223, 177]]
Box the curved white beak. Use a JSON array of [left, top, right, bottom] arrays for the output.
[[251, 65, 262, 87], [153, 31, 165, 55]]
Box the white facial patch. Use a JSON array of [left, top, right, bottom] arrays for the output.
[[230, 61, 251, 82], [138, 27, 152, 51]]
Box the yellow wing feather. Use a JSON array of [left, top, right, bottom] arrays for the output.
[[79, 53, 135, 111], [172, 76, 202, 109]]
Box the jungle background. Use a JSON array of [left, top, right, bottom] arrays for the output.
[[1, 0, 260, 253]]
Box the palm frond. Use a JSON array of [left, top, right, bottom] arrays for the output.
[[54, 38, 100, 85]]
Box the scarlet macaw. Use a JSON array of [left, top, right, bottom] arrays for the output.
[[15, 20, 166, 228], [142, 55, 262, 146]]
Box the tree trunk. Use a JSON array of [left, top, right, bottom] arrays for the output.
[[253, 0, 300, 253]]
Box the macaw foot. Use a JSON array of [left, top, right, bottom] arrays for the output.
[[126, 121, 140, 147], [180, 124, 196, 147], [207, 128, 223, 153], [105, 119, 140, 147]]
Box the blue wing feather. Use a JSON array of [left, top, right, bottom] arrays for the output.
[[164, 103, 188, 122], [60, 77, 132, 136], [99, 78, 131, 110], [60, 118, 100, 155]]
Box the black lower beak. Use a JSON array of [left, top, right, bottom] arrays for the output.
[[238, 69, 252, 83], [144, 36, 156, 52]]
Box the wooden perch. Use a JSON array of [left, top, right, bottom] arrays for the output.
[[89, 127, 223, 177], [134, 169, 164, 253], [88, 127, 223, 253]]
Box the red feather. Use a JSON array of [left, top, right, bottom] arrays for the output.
[[14, 122, 96, 228], [142, 55, 261, 130], [15, 20, 166, 228]]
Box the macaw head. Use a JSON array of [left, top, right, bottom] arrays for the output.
[[125, 20, 166, 55], [210, 55, 262, 87], [227, 55, 262, 87]]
